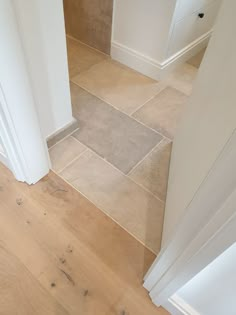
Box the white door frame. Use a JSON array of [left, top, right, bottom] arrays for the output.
[[144, 130, 236, 306], [1, 2, 235, 310], [144, 0, 236, 309], [0, 1, 50, 184]]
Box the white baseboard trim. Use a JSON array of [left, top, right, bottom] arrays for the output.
[[111, 31, 211, 80], [111, 41, 162, 80], [46, 117, 79, 148], [162, 294, 200, 315], [0, 151, 10, 169]]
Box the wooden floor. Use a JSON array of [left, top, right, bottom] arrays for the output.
[[0, 163, 168, 315]]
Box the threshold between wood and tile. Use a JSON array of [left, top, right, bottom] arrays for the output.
[[57, 148, 164, 253], [54, 168, 160, 256]]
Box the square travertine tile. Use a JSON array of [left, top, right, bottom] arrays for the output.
[[133, 87, 188, 139], [60, 150, 164, 253], [49, 136, 86, 172], [66, 37, 108, 78], [71, 59, 162, 114], [188, 48, 206, 68], [129, 140, 172, 201], [163, 63, 197, 95], [71, 83, 162, 174]]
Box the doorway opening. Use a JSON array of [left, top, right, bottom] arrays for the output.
[[49, 1, 212, 255]]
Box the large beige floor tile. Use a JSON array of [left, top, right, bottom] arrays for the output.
[[133, 87, 188, 139], [163, 63, 197, 95], [129, 140, 172, 202], [71, 84, 162, 174], [71, 59, 162, 114], [188, 48, 206, 68], [49, 136, 86, 172], [66, 37, 108, 78], [60, 150, 164, 253]]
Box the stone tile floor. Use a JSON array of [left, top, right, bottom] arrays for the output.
[[49, 36, 203, 254]]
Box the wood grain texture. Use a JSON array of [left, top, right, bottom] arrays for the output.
[[63, 0, 113, 54], [0, 162, 169, 315]]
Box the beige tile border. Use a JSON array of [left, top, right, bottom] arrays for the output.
[[127, 139, 165, 176], [129, 82, 167, 116], [52, 147, 89, 174]]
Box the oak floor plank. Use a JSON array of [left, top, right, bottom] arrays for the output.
[[0, 163, 169, 315], [0, 244, 68, 315]]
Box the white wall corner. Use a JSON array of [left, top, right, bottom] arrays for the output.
[[13, 0, 73, 140], [111, 31, 211, 81]]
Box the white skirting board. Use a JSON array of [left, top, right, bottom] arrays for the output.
[[0, 151, 10, 169], [46, 116, 78, 148], [162, 294, 200, 315], [111, 31, 211, 80]]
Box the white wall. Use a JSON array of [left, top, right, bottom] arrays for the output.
[[162, 0, 236, 246], [13, 0, 73, 139], [176, 242, 236, 315], [0, 1, 50, 183], [111, 0, 215, 80], [112, 0, 176, 62], [0, 143, 4, 154]]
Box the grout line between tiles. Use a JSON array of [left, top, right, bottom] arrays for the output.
[[47, 115, 167, 203], [69, 59, 108, 81], [61, 139, 165, 205], [53, 148, 88, 174], [48, 128, 80, 150], [66, 34, 110, 58], [70, 135, 86, 145], [111, 152, 163, 202], [103, 153, 164, 204], [127, 139, 165, 176], [51, 168, 158, 256], [70, 80, 168, 140], [129, 84, 167, 116]]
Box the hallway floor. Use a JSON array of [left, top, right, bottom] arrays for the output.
[[50, 37, 201, 254], [0, 162, 169, 315]]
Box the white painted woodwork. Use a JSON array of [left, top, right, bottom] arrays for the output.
[[144, 130, 236, 299], [162, 0, 236, 247], [13, 0, 74, 139], [168, 1, 221, 55], [111, 0, 221, 79], [144, 0, 236, 312], [175, 0, 217, 21], [0, 1, 49, 183], [175, 242, 236, 315]]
